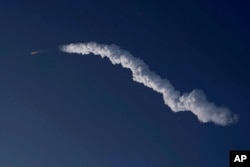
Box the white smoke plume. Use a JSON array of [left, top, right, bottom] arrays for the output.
[[60, 42, 238, 126]]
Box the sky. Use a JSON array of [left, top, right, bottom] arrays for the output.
[[0, 0, 250, 167]]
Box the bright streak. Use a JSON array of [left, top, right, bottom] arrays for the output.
[[30, 51, 40, 55]]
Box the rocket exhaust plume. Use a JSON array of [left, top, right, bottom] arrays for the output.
[[31, 51, 40, 55], [60, 42, 238, 126], [30, 50, 48, 55]]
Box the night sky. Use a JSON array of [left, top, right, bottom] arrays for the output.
[[0, 0, 250, 167]]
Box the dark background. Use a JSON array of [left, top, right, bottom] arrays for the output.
[[0, 0, 249, 166]]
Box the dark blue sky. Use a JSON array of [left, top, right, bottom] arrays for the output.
[[0, 0, 249, 166]]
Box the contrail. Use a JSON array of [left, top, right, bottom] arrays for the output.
[[60, 42, 238, 126]]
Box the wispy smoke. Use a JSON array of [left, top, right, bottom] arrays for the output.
[[60, 42, 238, 126]]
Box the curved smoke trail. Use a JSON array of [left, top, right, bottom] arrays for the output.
[[60, 42, 238, 126]]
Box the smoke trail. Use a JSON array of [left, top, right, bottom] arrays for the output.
[[60, 42, 238, 126]]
